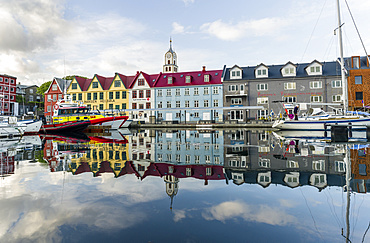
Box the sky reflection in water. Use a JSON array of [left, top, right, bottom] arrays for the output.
[[0, 130, 369, 243]]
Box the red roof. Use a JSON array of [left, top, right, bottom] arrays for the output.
[[153, 69, 222, 88]]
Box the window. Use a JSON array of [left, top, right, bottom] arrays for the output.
[[175, 88, 180, 96], [214, 100, 219, 107], [166, 89, 171, 96], [87, 93, 91, 100], [109, 104, 113, 110], [93, 92, 97, 100], [109, 92, 113, 99], [355, 76, 362, 84], [167, 101, 171, 108], [176, 101, 180, 108], [310, 66, 321, 73], [231, 70, 241, 78], [257, 83, 268, 91], [132, 90, 137, 98], [132, 103, 137, 109], [231, 98, 242, 105], [352, 57, 360, 68], [146, 103, 151, 109], [331, 80, 342, 88], [194, 88, 199, 95], [139, 90, 144, 98], [78, 93, 82, 100], [204, 74, 210, 82], [283, 96, 297, 103], [114, 80, 121, 87], [29, 96, 33, 102], [122, 91, 127, 99], [185, 88, 190, 95], [100, 104, 104, 110], [228, 85, 239, 91], [138, 79, 145, 86], [52, 84, 57, 91], [146, 90, 151, 98], [157, 90, 162, 97], [356, 92, 363, 100], [72, 83, 77, 89], [213, 86, 219, 94], [122, 103, 126, 109], [284, 82, 296, 90], [92, 82, 98, 88], [186, 76, 191, 83], [257, 69, 267, 76], [204, 87, 209, 95], [204, 100, 209, 107], [100, 92, 104, 100], [168, 77, 173, 84], [284, 67, 295, 74], [257, 97, 268, 104], [158, 102, 162, 108], [310, 95, 323, 102], [310, 81, 322, 89], [332, 95, 341, 102], [185, 100, 189, 108], [72, 94, 76, 100], [115, 105, 120, 110], [116, 91, 120, 99], [47, 106, 51, 112], [194, 100, 199, 107]]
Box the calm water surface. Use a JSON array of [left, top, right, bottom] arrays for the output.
[[0, 129, 369, 243]]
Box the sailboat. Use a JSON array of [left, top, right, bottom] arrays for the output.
[[273, 0, 370, 131]]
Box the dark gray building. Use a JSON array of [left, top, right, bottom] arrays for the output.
[[222, 60, 343, 121], [16, 84, 42, 116]]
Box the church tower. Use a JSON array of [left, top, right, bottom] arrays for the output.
[[163, 38, 178, 73], [164, 175, 179, 210]]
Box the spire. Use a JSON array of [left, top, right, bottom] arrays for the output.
[[169, 37, 173, 53]]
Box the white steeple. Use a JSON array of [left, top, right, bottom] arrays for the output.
[[163, 38, 178, 73]]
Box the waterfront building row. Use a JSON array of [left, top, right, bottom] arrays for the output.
[[42, 40, 370, 122]]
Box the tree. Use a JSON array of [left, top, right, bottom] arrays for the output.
[[37, 81, 52, 95], [63, 75, 87, 80], [16, 95, 25, 103]]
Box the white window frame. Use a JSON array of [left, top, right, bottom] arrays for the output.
[[257, 97, 268, 104], [257, 83, 268, 91], [284, 82, 296, 90], [331, 80, 342, 88], [310, 81, 322, 89], [213, 86, 219, 94], [311, 95, 323, 103], [332, 95, 341, 102]]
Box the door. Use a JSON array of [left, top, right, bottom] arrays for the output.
[[166, 112, 173, 121], [203, 112, 211, 120]]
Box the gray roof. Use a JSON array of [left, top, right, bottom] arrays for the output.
[[54, 78, 72, 93], [344, 56, 370, 70], [223, 60, 342, 81]]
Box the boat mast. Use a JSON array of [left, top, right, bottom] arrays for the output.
[[336, 0, 347, 114]]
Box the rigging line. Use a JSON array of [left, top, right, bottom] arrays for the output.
[[344, 0, 370, 63], [299, 187, 323, 240], [299, 0, 328, 63], [324, 189, 342, 229]]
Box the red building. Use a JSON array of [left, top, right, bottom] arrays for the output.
[[44, 78, 70, 123], [0, 74, 17, 115]]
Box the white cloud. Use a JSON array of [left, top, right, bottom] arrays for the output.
[[202, 201, 297, 226], [182, 0, 195, 6], [172, 22, 185, 34], [173, 209, 187, 222], [200, 18, 289, 41]]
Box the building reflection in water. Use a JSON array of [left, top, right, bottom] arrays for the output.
[[38, 129, 370, 195]]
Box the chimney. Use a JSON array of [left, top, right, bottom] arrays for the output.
[[202, 66, 206, 72]]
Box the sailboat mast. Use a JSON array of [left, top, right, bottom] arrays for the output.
[[336, 0, 348, 114]]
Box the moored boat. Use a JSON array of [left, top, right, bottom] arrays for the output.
[[40, 120, 91, 134], [52, 95, 129, 129]]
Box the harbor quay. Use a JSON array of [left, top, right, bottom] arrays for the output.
[[129, 120, 274, 129]]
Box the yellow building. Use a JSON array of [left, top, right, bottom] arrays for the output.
[[69, 142, 129, 177], [67, 73, 131, 111]]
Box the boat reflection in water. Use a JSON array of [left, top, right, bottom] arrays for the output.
[[1, 129, 369, 242]]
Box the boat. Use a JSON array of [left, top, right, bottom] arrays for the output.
[[0, 116, 24, 139], [40, 120, 91, 134], [52, 95, 129, 129], [273, 0, 370, 131], [16, 118, 43, 134]]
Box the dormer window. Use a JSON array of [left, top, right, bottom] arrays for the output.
[[230, 66, 242, 80], [352, 56, 360, 68], [258, 69, 266, 76], [185, 76, 191, 83], [306, 61, 323, 75], [255, 67, 268, 78], [168, 77, 173, 84], [204, 74, 210, 82]]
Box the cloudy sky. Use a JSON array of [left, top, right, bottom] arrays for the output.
[[1, 0, 370, 86]]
